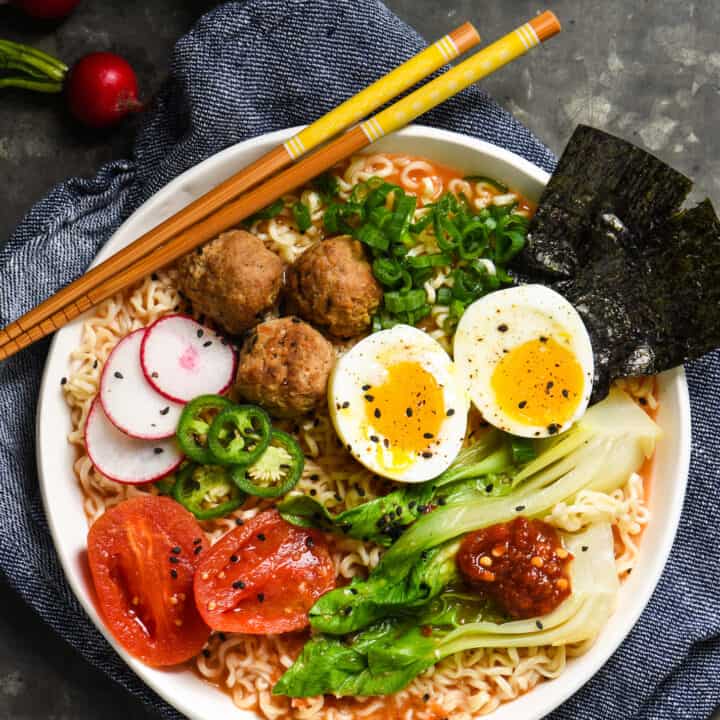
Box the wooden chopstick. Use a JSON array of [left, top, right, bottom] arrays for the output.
[[0, 12, 561, 363], [0, 23, 480, 358]]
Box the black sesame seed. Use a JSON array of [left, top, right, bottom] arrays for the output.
[[203, 340, 212, 348], [193, 537, 202, 545], [153, 447, 164, 455], [114, 371, 124, 380], [151, 372, 159, 379], [310, 473, 319, 481], [497, 324, 508, 332], [539, 336, 548, 343], [170, 569, 178, 579], [350, 588, 358, 595], [310, 488, 317, 496], [370, 435, 379, 443], [383, 438, 390, 448], [194, 546, 203, 555], [93, 360, 98, 369], [562, 389, 569, 398], [346, 444, 352, 453], [423, 693, 430, 702], [423, 432, 434, 439], [362, 384, 371, 391], [485, 484, 494, 492], [422, 451, 432, 459], [257, 533, 266, 542], [406, 407, 413, 417], [408, 501, 417, 509], [638, 397, 648, 406], [446, 408, 455, 416], [171, 546, 181, 554], [518, 400, 527, 409], [547, 423, 560, 435], [60, 377, 67, 386], [364, 394, 374, 402], [218, 632, 227, 642], [417, 504, 428, 514], [202, 648, 211, 658], [627, 568, 633, 574], [169, 556, 179, 564], [235, 518, 244, 526], [197, 329, 204, 338], [515, 505, 526, 512], [342, 401, 350, 409], [305, 536, 315, 548], [230, 555, 239, 563], [536, 620, 544, 630], [374, 408, 381, 419], [160, 406, 170, 415], [581, 545, 589, 552], [334, 493, 342, 502], [232, 580, 245, 589]]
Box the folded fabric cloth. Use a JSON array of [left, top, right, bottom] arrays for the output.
[[0, 1, 717, 719]]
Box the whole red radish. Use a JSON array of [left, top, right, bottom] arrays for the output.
[[66, 52, 142, 128], [8, 0, 81, 19]]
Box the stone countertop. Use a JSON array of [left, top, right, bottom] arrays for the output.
[[0, 1, 718, 719]]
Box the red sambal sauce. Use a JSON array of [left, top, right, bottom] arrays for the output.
[[457, 516, 573, 619]]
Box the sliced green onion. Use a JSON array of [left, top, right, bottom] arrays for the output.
[[354, 223, 389, 251], [511, 437, 537, 465], [384, 288, 427, 313], [405, 253, 451, 269], [464, 175, 509, 193], [292, 201, 312, 233]]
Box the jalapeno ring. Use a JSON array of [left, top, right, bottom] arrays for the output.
[[207, 405, 272, 466]]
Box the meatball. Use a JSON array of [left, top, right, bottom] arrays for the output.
[[286, 236, 382, 338], [233, 317, 334, 417], [177, 230, 283, 335]]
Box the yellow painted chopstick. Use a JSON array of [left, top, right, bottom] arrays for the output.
[[0, 23, 480, 355], [0, 13, 561, 362]]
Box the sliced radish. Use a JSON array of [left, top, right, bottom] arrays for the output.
[[140, 314, 237, 403], [100, 329, 183, 440], [85, 398, 184, 485]]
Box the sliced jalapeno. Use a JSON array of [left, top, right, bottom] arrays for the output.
[[176, 394, 233, 464], [231, 429, 304, 498], [207, 404, 272, 466], [172, 463, 246, 520]]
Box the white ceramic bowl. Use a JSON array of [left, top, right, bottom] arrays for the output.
[[36, 125, 691, 720]]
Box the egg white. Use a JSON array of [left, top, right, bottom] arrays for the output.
[[329, 324, 469, 483], [453, 285, 594, 438]]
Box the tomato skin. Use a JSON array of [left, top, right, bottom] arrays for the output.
[[87, 496, 210, 666], [194, 510, 335, 634]]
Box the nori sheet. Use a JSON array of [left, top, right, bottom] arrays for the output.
[[515, 125, 693, 280], [511, 125, 720, 402]]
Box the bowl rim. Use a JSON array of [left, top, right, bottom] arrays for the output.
[[36, 123, 692, 720]]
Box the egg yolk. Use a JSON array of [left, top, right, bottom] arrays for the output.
[[365, 361, 445, 453], [490, 337, 584, 429]]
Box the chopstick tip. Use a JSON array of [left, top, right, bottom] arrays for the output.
[[531, 11, 562, 43]]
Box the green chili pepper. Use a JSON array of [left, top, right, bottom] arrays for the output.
[[173, 463, 246, 520], [176, 394, 233, 464], [231, 430, 304, 498], [207, 404, 272, 466]]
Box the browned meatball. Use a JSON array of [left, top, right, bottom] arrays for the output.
[[233, 317, 334, 417], [177, 230, 283, 335], [286, 236, 382, 338]]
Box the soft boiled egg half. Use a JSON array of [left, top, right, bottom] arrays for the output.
[[454, 285, 594, 438], [329, 325, 469, 483]]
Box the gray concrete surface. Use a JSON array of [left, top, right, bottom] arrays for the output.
[[0, 1, 718, 718]]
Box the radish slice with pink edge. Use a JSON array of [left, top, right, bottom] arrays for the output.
[[140, 314, 237, 403], [100, 328, 183, 440], [85, 397, 183, 485]]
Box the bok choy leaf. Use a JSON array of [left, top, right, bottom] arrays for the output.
[[308, 389, 658, 636], [274, 523, 618, 698]]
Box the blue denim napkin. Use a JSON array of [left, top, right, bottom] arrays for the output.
[[0, 1, 717, 719]]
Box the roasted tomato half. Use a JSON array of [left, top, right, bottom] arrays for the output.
[[194, 509, 335, 634], [87, 495, 210, 666]]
